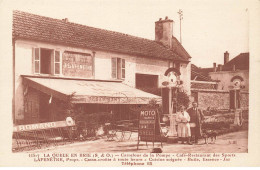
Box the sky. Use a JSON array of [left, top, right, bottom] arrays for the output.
[[4, 0, 250, 67]]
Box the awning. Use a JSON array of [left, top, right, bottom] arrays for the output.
[[23, 77, 161, 104]]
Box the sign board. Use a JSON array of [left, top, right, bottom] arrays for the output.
[[137, 108, 162, 149], [13, 120, 75, 133], [62, 51, 93, 78], [72, 96, 153, 104]]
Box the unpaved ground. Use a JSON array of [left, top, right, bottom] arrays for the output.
[[26, 130, 248, 153]]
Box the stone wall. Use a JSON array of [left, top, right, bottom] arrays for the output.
[[191, 89, 249, 111], [240, 92, 249, 109]]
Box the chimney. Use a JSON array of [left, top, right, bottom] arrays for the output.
[[224, 51, 229, 64], [62, 18, 69, 23], [218, 64, 223, 71], [232, 65, 236, 71], [213, 63, 217, 72], [155, 16, 174, 48]]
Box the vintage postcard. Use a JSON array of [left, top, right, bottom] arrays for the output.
[[0, 0, 260, 167]]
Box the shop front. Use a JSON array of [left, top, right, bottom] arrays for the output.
[[21, 76, 161, 125]]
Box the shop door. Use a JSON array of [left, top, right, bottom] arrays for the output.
[[39, 93, 51, 122]]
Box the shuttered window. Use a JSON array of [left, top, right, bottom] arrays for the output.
[[54, 51, 61, 75], [122, 59, 125, 79], [111, 57, 126, 79], [111, 58, 117, 79], [33, 48, 61, 75], [34, 48, 40, 74]]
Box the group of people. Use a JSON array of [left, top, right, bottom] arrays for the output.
[[175, 102, 204, 145]]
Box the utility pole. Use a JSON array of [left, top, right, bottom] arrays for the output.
[[177, 9, 183, 44]]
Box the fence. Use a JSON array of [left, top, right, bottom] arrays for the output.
[[12, 120, 77, 152]]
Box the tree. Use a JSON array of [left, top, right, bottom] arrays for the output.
[[175, 91, 190, 110]]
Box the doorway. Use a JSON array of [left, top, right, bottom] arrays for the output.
[[39, 92, 52, 122]]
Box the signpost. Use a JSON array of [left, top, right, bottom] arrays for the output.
[[137, 109, 163, 149]]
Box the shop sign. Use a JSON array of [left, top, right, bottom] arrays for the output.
[[138, 110, 156, 139], [62, 51, 93, 78], [13, 120, 75, 132], [72, 96, 152, 104], [137, 109, 163, 149]]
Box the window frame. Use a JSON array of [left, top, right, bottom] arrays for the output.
[[111, 57, 117, 79], [121, 59, 125, 79], [34, 48, 41, 74], [33, 47, 62, 75], [111, 57, 125, 80], [54, 50, 62, 75]]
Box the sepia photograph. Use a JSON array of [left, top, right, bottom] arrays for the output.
[[1, 0, 260, 167]]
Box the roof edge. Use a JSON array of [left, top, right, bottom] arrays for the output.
[[14, 37, 189, 62]]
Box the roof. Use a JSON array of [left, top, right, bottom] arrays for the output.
[[191, 52, 249, 80], [222, 53, 249, 71], [171, 36, 191, 60], [23, 76, 160, 104], [13, 10, 189, 62], [191, 64, 214, 81]]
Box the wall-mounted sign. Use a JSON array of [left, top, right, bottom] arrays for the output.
[[13, 120, 75, 132], [162, 67, 183, 87], [71, 96, 153, 104], [230, 75, 245, 90], [62, 51, 93, 78]]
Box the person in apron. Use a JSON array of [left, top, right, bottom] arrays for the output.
[[176, 105, 192, 145]]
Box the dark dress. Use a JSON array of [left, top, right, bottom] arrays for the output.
[[187, 107, 204, 141]]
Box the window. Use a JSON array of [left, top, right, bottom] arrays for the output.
[[34, 48, 40, 74], [40, 48, 52, 74], [122, 59, 125, 79], [111, 58, 125, 79], [33, 48, 61, 75], [54, 51, 61, 75]]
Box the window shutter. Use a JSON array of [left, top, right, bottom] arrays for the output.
[[54, 51, 61, 75], [122, 59, 125, 79], [111, 58, 117, 79], [117, 58, 121, 79], [34, 48, 40, 74]]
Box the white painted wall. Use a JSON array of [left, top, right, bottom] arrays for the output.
[[94, 50, 136, 88], [136, 57, 168, 87], [15, 42, 34, 120], [14, 39, 191, 123], [209, 70, 249, 91], [180, 62, 191, 94]]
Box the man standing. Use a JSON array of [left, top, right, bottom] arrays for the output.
[[187, 102, 204, 144]]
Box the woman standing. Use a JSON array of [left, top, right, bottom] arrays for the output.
[[176, 106, 192, 145]]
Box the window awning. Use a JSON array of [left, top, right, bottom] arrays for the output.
[[23, 77, 161, 104]]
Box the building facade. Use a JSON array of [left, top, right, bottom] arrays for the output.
[[209, 52, 249, 92], [190, 52, 249, 111], [13, 11, 191, 125]]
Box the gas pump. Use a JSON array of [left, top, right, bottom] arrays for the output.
[[229, 76, 245, 126], [161, 67, 183, 137]]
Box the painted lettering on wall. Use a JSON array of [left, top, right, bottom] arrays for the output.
[[62, 51, 93, 78], [13, 120, 75, 132]]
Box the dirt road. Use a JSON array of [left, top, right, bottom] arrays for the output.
[[27, 130, 248, 153]]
